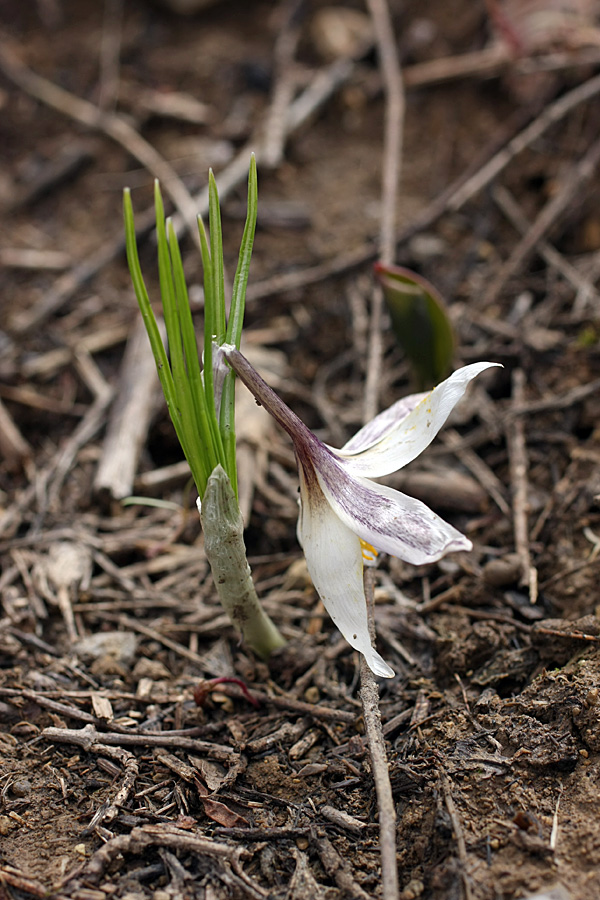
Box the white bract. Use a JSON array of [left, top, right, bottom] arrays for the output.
[[223, 345, 499, 678]]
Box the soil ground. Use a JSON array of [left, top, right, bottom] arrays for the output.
[[1, 2, 600, 899]]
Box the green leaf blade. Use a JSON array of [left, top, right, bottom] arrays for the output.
[[375, 261, 455, 390]]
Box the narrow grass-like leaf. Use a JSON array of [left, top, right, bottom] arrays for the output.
[[226, 154, 258, 349], [155, 184, 210, 491], [208, 170, 226, 342], [167, 219, 223, 472], [198, 214, 217, 411], [123, 190, 180, 443], [220, 156, 259, 490]]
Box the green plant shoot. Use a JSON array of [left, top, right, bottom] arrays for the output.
[[374, 261, 455, 390], [123, 157, 285, 658]]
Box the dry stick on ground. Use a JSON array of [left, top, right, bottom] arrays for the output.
[[439, 769, 474, 900], [42, 723, 237, 762], [0, 867, 57, 900], [98, 0, 123, 112], [360, 3, 404, 899], [0, 352, 116, 537], [0, 395, 32, 471], [245, 101, 560, 306], [0, 248, 72, 270], [208, 681, 358, 724], [94, 317, 165, 503], [363, 0, 404, 422], [8, 139, 96, 212], [61, 824, 262, 898], [47, 349, 114, 509], [506, 369, 538, 603], [80, 742, 139, 834], [113, 612, 230, 671], [0, 37, 200, 245], [0, 687, 119, 728], [261, 0, 303, 169], [403, 44, 600, 89], [171, 56, 355, 240], [442, 428, 511, 515], [7, 57, 354, 337], [22, 322, 129, 379], [311, 828, 373, 900], [492, 184, 600, 303], [508, 375, 600, 418], [484, 133, 600, 305], [448, 69, 600, 213]]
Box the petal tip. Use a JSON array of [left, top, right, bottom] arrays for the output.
[[366, 650, 395, 679]]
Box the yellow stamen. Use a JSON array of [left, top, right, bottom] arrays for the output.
[[360, 539, 378, 564]]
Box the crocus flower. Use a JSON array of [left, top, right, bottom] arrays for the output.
[[222, 345, 498, 678]]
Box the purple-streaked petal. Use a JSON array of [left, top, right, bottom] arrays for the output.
[[298, 467, 394, 678], [333, 362, 500, 478], [314, 457, 472, 565], [337, 392, 428, 454]]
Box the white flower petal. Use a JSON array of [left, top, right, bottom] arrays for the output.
[[298, 467, 394, 678], [333, 362, 500, 478], [315, 461, 471, 566], [337, 392, 428, 454]]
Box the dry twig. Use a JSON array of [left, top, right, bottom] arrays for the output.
[[439, 769, 473, 900], [403, 44, 600, 88], [94, 318, 164, 503], [363, 0, 404, 424], [81, 742, 139, 834], [448, 70, 600, 212], [61, 823, 263, 898], [358, 4, 403, 898], [311, 828, 372, 900], [506, 369, 538, 603], [42, 723, 236, 762], [0, 396, 32, 471], [261, 0, 303, 169], [442, 428, 510, 515], [0, 36, 200, 239], [8, 56, 355, 337], [484, 134, 600, 304], [493, 184, 600, 303]]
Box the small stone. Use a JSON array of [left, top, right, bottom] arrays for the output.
[[74, 631, 138, 666], [0, 815, 17, 835], [408, 233, 447, 262], [483, 554, 522, 588], [402, 880, 424, 899], [74, 843, 87, 856], [11, 779, 32, 797], [136, 677, 154, 701], [310, 8, 374, 60], [304, 686, 320, 704], [132, 657, 172, 680]]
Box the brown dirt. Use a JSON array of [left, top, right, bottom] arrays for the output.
[[1, 1, 600, 899]]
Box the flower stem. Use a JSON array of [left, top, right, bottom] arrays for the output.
[[200, 466, 286, 658]]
